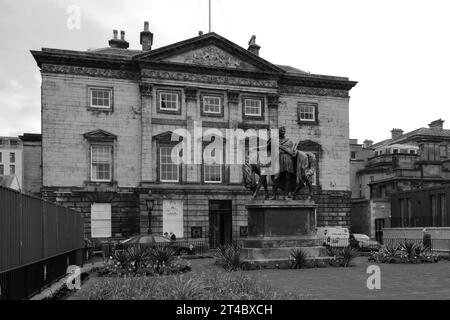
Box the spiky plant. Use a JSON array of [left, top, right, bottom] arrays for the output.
[[150, 245, 176, 271], [215, 243, 244, 271], [289, 248, 309, 269], [340, 247, 357, 267]]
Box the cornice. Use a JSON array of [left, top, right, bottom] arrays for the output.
[[41, 64, 139, 80], [279, 84, 350, 98]]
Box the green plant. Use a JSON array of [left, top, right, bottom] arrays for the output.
[[165, 276, 205, 300], [150, 245, 176, 271], [80, 270, 309, 300], [399, 241, 417, 258], [289, 248, 309, 269], [126, 245, 151, 274], [215, 243, 244, 271], [340, 247, 356, 267]]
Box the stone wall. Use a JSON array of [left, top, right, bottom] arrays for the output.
[[42, 188, 140, 239], [21, 139, 42, 196], [41, 73, 141, 187]]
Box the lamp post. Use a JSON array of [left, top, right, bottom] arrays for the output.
[[146, 191, 155, 235]]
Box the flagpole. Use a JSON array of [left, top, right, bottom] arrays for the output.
[[209, 0, 211, 32]]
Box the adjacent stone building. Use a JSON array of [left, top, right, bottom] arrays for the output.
[[351, 119, 450, 240], [31, 23, 357, 245], [0, 137, 23, 190]]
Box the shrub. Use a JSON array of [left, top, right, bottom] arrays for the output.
[[340, 247, 357, 267], [368, 241, 440, 264], [289, 248, 309, 269], [95, 245, 186, 277], [149, 245, 176, 272], [215, 243, 244, 271], [327, 246, 356, 267]]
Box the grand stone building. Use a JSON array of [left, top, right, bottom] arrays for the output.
[[31, 23, 357, 246]]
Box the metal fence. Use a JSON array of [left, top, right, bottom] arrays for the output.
[[383, 238, 450, 254], [0, 186, 85, 300]]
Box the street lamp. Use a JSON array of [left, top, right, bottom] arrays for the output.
[[146, 190, 155, 235]]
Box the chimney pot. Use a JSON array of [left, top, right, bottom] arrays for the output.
[[140, 21, 154, 51], [248, 35, 261, 56], [363, 139, 373, 148], [391, 128, 404, 140], [109, 29, 129, 49], [428, 119, 444, 130]]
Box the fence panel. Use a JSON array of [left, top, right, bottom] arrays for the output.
[[0, 186, 85, 300], [43, 201, 58, 258], [0, 188, 21, 272], [20, 195, 44, 265]]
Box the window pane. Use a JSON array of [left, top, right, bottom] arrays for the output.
[[160, 146, 179, 182], [440, 145, 448, 158], [299, 104, 315, 121], [0, 165, 3, 175], [160, 92, 179, 110], [10, 153, 15, 163], [203, 96, 221, 113], [10, 165, 15, 174], [91, 145, 112, 181], [244, 99, 262, 116], [204, 150, 222, 183], [90, 88, 111, 108]]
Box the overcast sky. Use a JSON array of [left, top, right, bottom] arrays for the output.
[[0, 0, 449, 143]]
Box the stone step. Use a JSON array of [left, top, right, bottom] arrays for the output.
[[242, 257, 333, 270], [241, 246, 328, 260]]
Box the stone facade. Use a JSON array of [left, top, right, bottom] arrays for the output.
[[32, 29, 357, 243], [19, 133, 42, 196]]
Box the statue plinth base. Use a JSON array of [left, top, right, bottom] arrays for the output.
[[241, 200, 330, 269]]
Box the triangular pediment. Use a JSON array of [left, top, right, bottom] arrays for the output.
[[135, 33, 284, 74], [83, 129, 117, 142], [161, 45, 258, 71]]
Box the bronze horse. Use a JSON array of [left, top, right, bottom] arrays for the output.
[[243, 149, 316, 200]]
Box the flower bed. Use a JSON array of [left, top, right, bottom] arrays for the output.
[[93, 245, 191, 277], [369, 241, 440, 264]]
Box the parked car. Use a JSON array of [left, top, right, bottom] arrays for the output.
[[349, 234, 381, 251], [116, 235, 194, 255], [316, 227, 349, 247]]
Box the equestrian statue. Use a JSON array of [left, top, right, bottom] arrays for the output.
[[243, 127, 316, 200]]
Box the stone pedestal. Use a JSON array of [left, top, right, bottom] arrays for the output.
[[241, 200, 329, 269]]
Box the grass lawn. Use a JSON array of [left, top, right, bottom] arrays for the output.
[[68, 256, 450, 300]]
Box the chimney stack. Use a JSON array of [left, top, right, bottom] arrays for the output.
[[109, 29, 129, 49], [363, 140, 373, 148], [428, 119, 444, 130], [140, 21, 154, 51], [391, 128, 404, 140], [248, 35, 261, 56], [198, 31, 204, 36]]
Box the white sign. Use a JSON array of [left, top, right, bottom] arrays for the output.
[[91, 203, 112, 238], [163, 200, 184, 238]]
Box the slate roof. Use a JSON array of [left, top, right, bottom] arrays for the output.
[[372, 127, 450, 148]]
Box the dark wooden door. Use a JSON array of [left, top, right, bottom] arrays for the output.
[[209, 200, 232, 248]]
